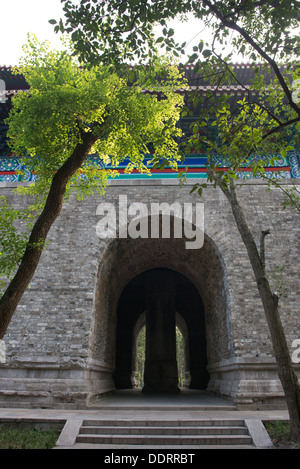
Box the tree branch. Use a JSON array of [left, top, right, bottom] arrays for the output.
[[260, 173, 300, 214], [202, 0, 300, 117], [261, 116, 300, 140]]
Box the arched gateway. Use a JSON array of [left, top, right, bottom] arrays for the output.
[[0, 180, 299, 409], [89, 221, 232, 396]]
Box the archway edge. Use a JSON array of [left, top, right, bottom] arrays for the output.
[[95, 227, 229, 308]]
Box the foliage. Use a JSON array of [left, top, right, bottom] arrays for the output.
[[7, 35, 185, 196], [185, 63, 300, 211], [0, 196, 39, 294], [0, 425, 59, 449], [54, 1, 300, 211], [53, 1, 300, 67], [51, 0, 188, 66], [0, 35, 186, 292], [265, 421, 300, 449]]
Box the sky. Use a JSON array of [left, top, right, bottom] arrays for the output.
[[0, 0, 65, 65], [0, 0, 221, 66]]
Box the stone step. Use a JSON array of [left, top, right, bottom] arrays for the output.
[[71, 443, 256, 449], [88, 403, 236, 411], [80, 424, 248, 436], [76, 433, 253, 446], [82, 418, 245, 427], [75, 419, 253, 447]]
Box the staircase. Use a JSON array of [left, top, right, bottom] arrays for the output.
[[74, 418, 254, 448]]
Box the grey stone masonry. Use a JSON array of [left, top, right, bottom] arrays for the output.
[[0, 178, 299, 409]]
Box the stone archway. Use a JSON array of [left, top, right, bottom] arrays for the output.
[[89, 215, 233, 398]]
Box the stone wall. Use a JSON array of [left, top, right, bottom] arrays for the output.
[[0, 177, 299, 408]]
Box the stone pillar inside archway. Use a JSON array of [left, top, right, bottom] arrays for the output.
[[143, 270, 179, 393]]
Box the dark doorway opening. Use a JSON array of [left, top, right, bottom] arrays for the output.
[[113, 268, 209, 392], [134, 325, 188, 388]]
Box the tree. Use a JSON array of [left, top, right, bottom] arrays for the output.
[[216, 179, 300, 442], [0, 35, 186, 338], [181, 4, 300, 441], [53, 0, 300, 440]]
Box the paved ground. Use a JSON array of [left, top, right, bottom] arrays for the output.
[[0, 390, 289, 450]]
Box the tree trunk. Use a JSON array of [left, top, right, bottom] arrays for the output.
[[0, 130, 98, 339], [221, 180, 300, 441]]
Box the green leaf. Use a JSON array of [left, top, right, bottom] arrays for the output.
[[190, 184, 199, 194], [202, 49, 212, 58], [188, 53, 198, 63]]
